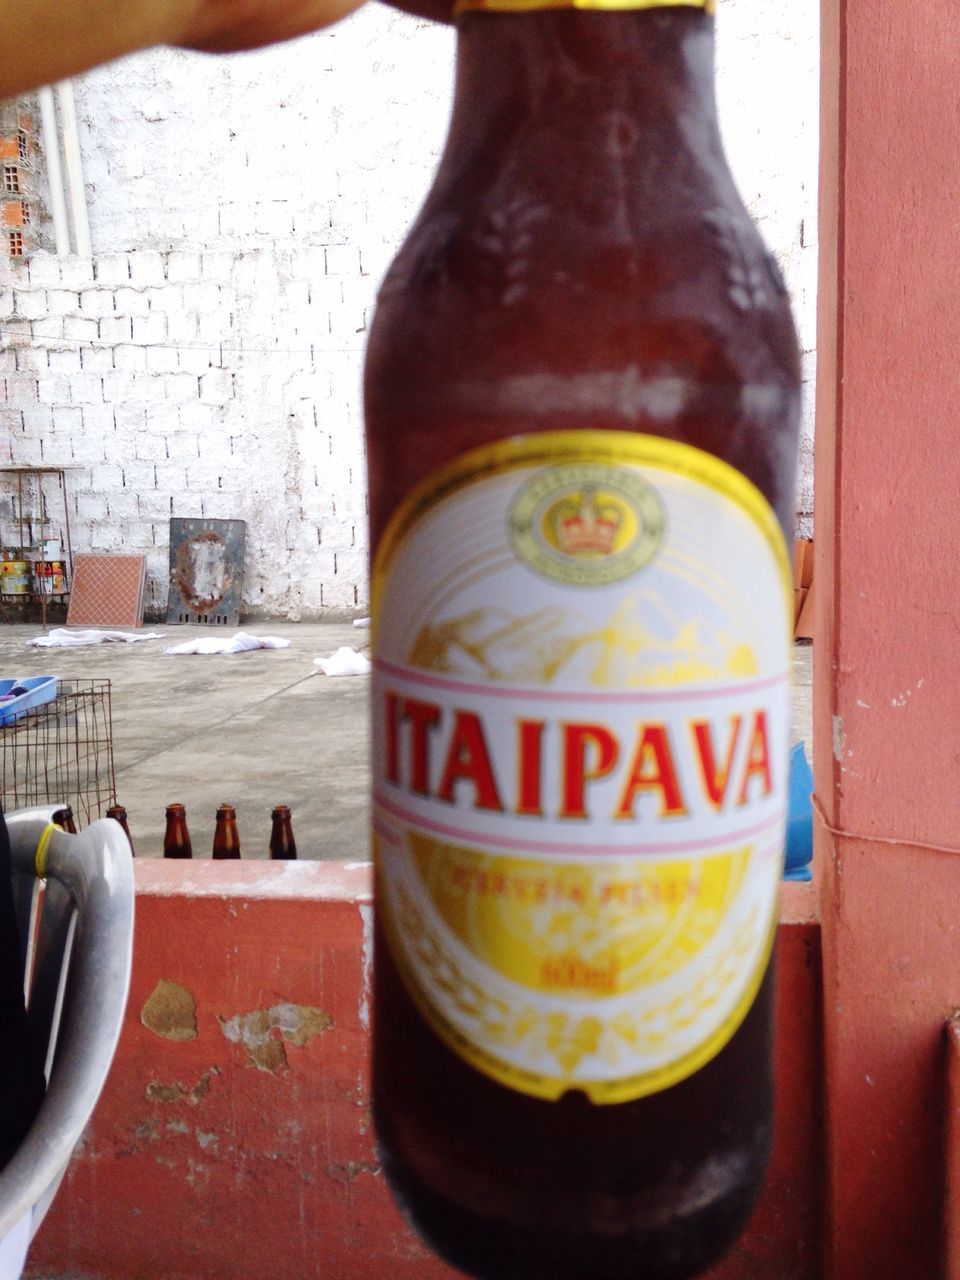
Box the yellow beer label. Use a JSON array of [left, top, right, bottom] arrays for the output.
[[372, 431, 791, 1104], [456, 0, 714, 14]]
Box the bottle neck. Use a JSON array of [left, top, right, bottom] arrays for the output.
[[444, 9, 720, 171], [214, 814, 240, 858], [270, 821, 296, 859], [164, 819, 191, 857]]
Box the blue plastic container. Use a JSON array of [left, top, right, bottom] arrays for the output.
[[784, 741, 814, 882], [0, 676, 59, 726]]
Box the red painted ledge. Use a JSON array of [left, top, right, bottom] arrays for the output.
[[25, 865, 822, 1280]]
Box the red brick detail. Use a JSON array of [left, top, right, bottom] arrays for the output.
[[1, 201, 25, 228]]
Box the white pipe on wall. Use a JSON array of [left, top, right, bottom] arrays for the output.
[[37, 86, 70, 257], [55, 80, 91, 257]]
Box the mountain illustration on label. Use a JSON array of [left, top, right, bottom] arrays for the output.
[[410, 593, 757, 688]]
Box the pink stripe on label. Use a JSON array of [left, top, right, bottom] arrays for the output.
[[374, 789, 785, 859], [373, 658, 788, 705]]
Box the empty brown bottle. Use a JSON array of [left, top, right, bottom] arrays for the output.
[[269, 806, 297, 860], [106, 804, 135, 855], [52, 806, 77, 834], [365, 4, 800, 1279], [163, 804, 192, 860], [212, 804, 241, 860]]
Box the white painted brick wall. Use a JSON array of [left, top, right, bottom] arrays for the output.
[[0, 241, 378, 616], [0, 2, 817, 617]]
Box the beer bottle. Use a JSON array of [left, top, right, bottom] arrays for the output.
[[365, 5, 800, 1279], [269, 805, 297, 860], [106, 804, 135, 856], [212, 804, 241, 860], [52, 806, 77, 834], [163, 803, 192, 860]]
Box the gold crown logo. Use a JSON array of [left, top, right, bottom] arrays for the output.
[[552, 487, 623, 557]]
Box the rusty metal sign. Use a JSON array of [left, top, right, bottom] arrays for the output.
[[166, 518, 246, 626]]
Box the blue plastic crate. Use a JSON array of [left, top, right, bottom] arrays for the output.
[[0, 676, 59, 726]]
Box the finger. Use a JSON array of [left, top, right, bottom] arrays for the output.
[[378, 0, 454, 21], [181, 0, 365, 53]]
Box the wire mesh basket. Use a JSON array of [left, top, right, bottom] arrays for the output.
[[0, 679, 116, 826]]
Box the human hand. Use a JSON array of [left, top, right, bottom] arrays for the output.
[[178, 0, 367, 54], [0, 0, 453, 102], [179, 0, 453, 53]]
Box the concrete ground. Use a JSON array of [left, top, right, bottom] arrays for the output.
[[0, 622, 813, 859]]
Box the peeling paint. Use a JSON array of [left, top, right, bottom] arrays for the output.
[[132, 1118, 160, 1145], [196, 1129, 219, 1152], [141, 979, 198, 1042], [145, 1071, 215, 1105], [146, 1082, 184, 1103], [326, 1159, 380, 1184], [891, 679, 924, 708], [185, 1157, 210, 1191], [359, 902, 374, 1031], [832, 714, 845, 763], [218, 1002, 333, 1074]]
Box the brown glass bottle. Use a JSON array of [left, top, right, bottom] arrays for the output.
[[269, 806, 297, 860], [212, 804, 241, 860], [106, 804, 135, 855], [163, 804, 192, 860], [365, 8, 800, 1280]]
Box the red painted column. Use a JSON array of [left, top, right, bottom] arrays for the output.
[[815, 2, 960, 1275], [946, 1019, 960, 1280]]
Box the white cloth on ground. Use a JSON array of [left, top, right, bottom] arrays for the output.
[[164, 632, 292, 656], [28, 628, 163, 648], [313, 647, 371, 676]]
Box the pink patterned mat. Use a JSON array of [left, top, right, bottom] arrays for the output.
[[66, 554, 146, 628]]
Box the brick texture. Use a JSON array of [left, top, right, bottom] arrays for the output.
[[0, 246, 373, 616], [0, 4, 818, 615]]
